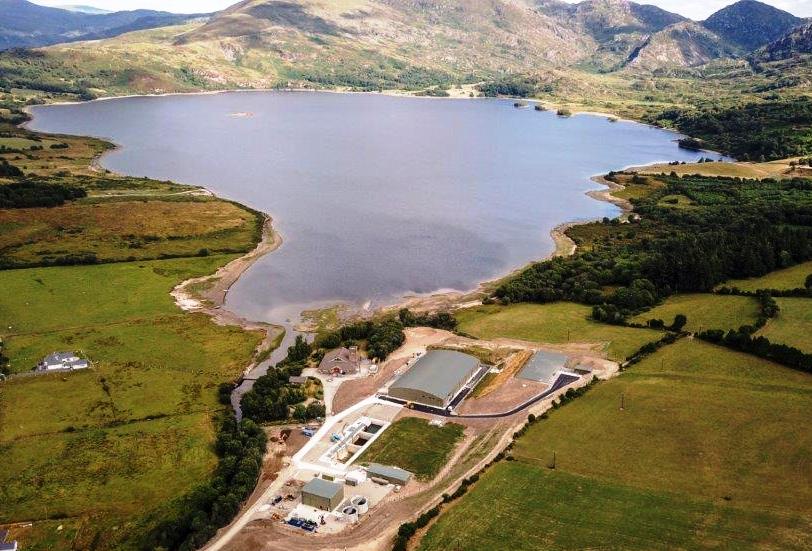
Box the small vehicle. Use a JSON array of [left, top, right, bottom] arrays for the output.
[[271, 495, 283, 506]]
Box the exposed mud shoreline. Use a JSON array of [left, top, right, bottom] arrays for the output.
[[170, 214, 286, 377]]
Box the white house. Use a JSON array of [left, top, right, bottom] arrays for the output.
[[38, 352, 89, 371]]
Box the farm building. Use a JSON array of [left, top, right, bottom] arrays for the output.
[[388, 350, 480, 409], [366, 463, 412, 485], [38, 351, 89, 371], [301, 478, 344, 511], [318, 347, 360, 375]]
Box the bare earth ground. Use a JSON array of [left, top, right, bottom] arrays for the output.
[[225, 422, 512, 551]]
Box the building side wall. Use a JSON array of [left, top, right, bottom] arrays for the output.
[[302, 493, 331, 511], [388, 387, 445, 408]]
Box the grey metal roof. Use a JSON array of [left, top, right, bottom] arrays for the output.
[[519, 350, 568, 383], [302, 478, 342, 500], [0, 543, 16, 551], [390, 350, 480, 402], [42, 351, 77, 364], [366, 463, 412, 483]]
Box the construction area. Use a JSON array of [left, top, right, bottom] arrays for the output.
[[216, 327, 617, 550]]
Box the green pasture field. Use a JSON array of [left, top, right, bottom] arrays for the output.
[[0, 257, 263, 549], [758, 297, 812, 353], [456, 303, 661, 360], [420, 339, 812, 550], [722, 261, 812, 291], [359, 417, 465, 481], [631, 293, 761, 332]]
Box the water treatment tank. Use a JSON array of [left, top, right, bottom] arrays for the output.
[[342, 506, 359, 524], [351, 495, 369, 515]]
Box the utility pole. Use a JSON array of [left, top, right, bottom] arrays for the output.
[[550, 451, 556, 470], [620, 393, 625, 411]]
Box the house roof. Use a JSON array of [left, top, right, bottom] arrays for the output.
[[42, 351, 78, 364], [0, 542, 17, 551], [288, 376, 308, 384], [302, 478, 343, 500], [366, 463, 412, 483], [318, 347, 360, 371], [389, 350, 480, 403]]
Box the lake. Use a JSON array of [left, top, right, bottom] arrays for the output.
[[29, 91, 704, 324]]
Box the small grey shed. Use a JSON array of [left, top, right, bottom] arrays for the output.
[[301, 478, 344, 511]]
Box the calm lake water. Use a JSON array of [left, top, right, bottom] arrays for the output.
[[29, 91, 703, 324]]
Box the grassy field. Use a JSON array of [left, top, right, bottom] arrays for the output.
[[457, 303, 661, 360], [1, 413, 216, 521], [0, 136, 60, 149], [758, 298, 812, 354], [0, 199, 260, 266], [631, 293, 761, 332], [420, 339, 812, 550], [359, 417, 464, 481], [637, 159, 796, 179], [0, 257, 263, 548], [420, 462, 810, 551], [0, 255, 236, 339], [722, 261, 812, 291]]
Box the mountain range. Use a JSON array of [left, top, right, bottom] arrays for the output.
[[0, 0, 810, 95], [0, 0, 207, 49]]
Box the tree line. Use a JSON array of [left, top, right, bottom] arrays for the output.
[[494, 173, 812, 323], [141, 414, 266, 551]]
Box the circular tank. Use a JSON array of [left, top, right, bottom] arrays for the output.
[[351, 495, 369, 514], [342, 506, 359, 523]]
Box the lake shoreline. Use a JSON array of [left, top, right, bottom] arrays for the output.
[[373, 174, 632, 318], [22, 89, 687, 338]]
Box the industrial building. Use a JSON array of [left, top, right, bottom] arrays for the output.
[[301, 478, 344, 511], [365, 463, 412, 485], [388, 349, 481, 409], [518, 350, 568, 383]]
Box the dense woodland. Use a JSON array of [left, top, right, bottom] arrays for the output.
[[0, 180, 86, 208], [650, 98, 812, 161], [496, 173, 812, 321]]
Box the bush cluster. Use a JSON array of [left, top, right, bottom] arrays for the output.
[[0, 179, 86, 208]]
